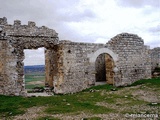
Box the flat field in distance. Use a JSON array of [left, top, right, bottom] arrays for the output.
[[24, 65, 45, 89]]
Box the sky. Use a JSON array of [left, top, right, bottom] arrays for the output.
[[0, 0, 160, 65]]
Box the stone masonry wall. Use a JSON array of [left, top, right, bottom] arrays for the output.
[[0, 17, 154, 96], [106, 33, 151, 86], [151, 47, 160, 71], [45, 45, 64, 92], [0, 17, 59, 96], [52, 36, 152, 93], [51, 40, 106, 94], [0, 37, 8, 94]]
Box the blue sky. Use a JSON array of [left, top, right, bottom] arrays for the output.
[[0, 0, 159, 65]]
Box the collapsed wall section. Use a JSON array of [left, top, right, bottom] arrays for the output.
[[106, 33, 151, 86]]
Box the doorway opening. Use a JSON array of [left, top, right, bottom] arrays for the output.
[[24, 47, 45, 93], [95, 53, 114, 85]]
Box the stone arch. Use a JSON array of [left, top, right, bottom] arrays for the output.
[[89, 48, 118, 85], [89, 48, 118, 63]]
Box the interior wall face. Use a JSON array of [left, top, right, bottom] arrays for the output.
[[95, 54, 106, 82], [105, 54, 114, 85], [45, 45, 65, 94], [95, 53, 115, 84]]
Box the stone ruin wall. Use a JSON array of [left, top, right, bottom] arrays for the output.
[[0, 17, 158, 96], [48, 33, 152, 94], [0, 17, 58, 95], [106, 33, 151, 86], [151, 47, 160, 71], [47, 40, 107, 94]]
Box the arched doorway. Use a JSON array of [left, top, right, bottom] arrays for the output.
[[89, 48, 118, 85], [95, 53, 114, 84]]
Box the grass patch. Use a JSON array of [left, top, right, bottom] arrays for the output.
[[44, 92, 115, 114], [25, 74, 45, 89], [83, 84, 116, 92], [0, 96, 26, 117], [129, 77, 160, 87], [0, 78, 159, 119], [25, 74, 45, 82]]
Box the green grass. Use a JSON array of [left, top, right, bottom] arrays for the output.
[[0, 93, 114, 118], [0, 78, 159, 119], [25, 74, 45, 82], [25, 74, 45, 89], [83, 84, 116, 92], [129, 77, 160, 87]]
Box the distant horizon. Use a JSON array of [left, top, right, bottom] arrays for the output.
[[24, 64, 45, 67]]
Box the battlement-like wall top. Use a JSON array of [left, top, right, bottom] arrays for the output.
[[0, 17, 58, 38], [0, 17, 7, 25]]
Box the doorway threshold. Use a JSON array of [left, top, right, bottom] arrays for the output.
[[95, 82, 106, 86]]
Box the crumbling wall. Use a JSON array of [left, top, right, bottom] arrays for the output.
[[0, 37, 21, 95], [45, 45, 64, 93], [0, 17, 154, 96], [0, 17, 59, 96], [52, 40, 107, 94], [106, 33, 151, 86], [0, 38, 8, 94], [151, 47, 160, 71]]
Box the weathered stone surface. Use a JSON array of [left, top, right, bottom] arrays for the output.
[[151, 47, 160, 71], [106, 33, 151, 86], [0, 18, 158, 96], [0, 17, 59, 96]]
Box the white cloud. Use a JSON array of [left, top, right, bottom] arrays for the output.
[[24, 48, 45, 66], [0, 0, 159, 65], [115, 0, 160, 8]]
